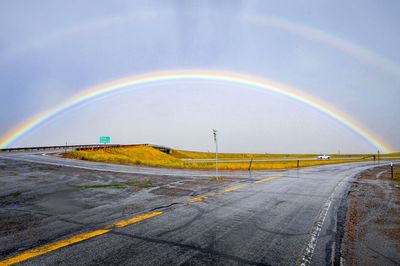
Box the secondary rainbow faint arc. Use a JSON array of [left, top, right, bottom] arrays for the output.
[[0, 70, 393, 153], [2, 13, 400, 79]]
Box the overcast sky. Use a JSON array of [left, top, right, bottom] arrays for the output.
[[0, 0, 399, 153]]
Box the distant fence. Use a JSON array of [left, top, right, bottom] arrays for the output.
[[0, 144, 172, 154]]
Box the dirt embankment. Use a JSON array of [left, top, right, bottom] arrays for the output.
[[342, 164, 400, 266]]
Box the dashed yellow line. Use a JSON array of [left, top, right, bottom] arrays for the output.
[[255, 176, 281, 184], [2, 180, 261, 265], [0, 229, 110, 266], [0, 211, 163, 266], [112, 211, 163, 228], [217, 184, 248, 194], [188, 184, 249, 204], [189, 195, 209, 203]]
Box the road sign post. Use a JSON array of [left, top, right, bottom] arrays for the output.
[[99, 136, 110, 151], [212, 130, 218, 181]]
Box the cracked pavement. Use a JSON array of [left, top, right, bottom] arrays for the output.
[[0, 152, 396, 265]]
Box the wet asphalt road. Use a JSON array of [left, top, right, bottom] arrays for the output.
[[0, 151, 395, 265]]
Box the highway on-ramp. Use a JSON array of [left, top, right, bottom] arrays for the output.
[[0, 151, 393, 265]]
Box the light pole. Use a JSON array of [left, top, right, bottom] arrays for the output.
[[212, 129, 218, 180]]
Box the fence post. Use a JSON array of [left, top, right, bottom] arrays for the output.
[[248, 158, 253, 171], [378, 150, 380, 164], [297, 160, 300, 168]]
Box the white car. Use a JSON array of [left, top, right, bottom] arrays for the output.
[[317, 155, 331, 160]]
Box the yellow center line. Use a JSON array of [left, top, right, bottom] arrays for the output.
[[112, 211, 163, 227], [0, 211, 163, 266], [188, 195, 209, 203], [255, 176, 281, 184], [0, 229, 110, 266], [188, 183, 249, 204], [2, 181, 253, 265], [217, 184, 248, 194]]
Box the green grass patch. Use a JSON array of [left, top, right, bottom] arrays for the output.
[[74, 179, 155, 190], [394, 170, 400, 179], [75, 184, 127, 189], [9, 191, 21, 197], [393, 170, 400, 185], [124, 179, 154, 189]]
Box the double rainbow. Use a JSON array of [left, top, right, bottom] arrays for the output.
[[0, 70, 393, 153]]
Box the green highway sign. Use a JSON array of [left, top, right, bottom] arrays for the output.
[[99, 136, 110, 144]]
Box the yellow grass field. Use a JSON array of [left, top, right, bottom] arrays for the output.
[[68, 145, 376, 171], [170, 149, 375, 160]]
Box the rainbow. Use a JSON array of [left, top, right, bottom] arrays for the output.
[[244, 15, 400, 78], [0, 70, 394, 152]]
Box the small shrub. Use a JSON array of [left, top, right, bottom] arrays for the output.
[[10, 191, 21, 197]]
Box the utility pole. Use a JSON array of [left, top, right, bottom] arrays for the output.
[[213, 129, 218, 180]]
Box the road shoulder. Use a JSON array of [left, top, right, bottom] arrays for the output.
[[341, 165, 400, 265]]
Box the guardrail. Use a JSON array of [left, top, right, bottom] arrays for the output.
[[0, 144, 172, 154], [0, 144, 102, 152]]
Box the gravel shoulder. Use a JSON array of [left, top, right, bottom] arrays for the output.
[[342, 164, 400, 265]]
